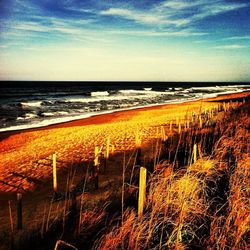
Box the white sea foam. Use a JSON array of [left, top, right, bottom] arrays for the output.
[[21, 101, 42, 107], [64, 90, 167, 104], [42, 112, 54, 117], [16, 113, 37, 121], [16, 117, 24, 121], [91, 91, 109, 96]]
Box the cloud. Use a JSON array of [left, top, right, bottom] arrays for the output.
[[1, 0, 250, 54], [106, 29, 207, 37], [100, 8, 188, 26], [224, 36, 250, 40], [14, 22, 50, 33], [188, 1, 248, 22], [160, 0, 204, 9], [214, 44, 247, 50], [100, 0, 249, 27]]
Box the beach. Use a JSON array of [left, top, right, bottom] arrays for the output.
[[0, 91, 249, 194], [0, 90, 249, 249]]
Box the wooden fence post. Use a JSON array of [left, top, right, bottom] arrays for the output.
[[17, 193, 22, 230], [93, 146, 100, 190], [94, 147, 99, 167], [161, 126, 166, 141], [8, 200, 14, 233], [156, 127, 159, 138], [52, 153, 57, 193], [193, 144, 197, 164], [199, 116, 202, 129], [106, 137, 110, 160], [104, 137, 110, 173], [138, 167, 147, 219]]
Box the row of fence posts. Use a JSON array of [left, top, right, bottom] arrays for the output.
[[128, 118, 201, 218], [11, 145, 198, 231], [10, 151, 66, 231], [11, 101, 240, 229], [177, 102, 241, 133], [92, 138, 115, 190], [136, 101, 242, 217], [51, 136, 115, 197]]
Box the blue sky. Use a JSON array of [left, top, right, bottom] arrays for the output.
[[0, 0, 250, 81]]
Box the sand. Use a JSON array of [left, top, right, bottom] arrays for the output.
[[0, 91, 249, 193]]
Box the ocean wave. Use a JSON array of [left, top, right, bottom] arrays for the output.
[[63, 92, 156, 104], [17, 113, 37, 120]]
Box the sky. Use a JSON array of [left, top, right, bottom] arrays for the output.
[[0, 0, 250, 81]]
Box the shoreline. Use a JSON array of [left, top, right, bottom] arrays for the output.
[[0, 90, 249, 140]]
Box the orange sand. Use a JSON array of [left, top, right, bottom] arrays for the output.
[[0, 91, 249, 193]]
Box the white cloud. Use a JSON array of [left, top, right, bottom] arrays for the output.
[[214, 44, 247, 49]]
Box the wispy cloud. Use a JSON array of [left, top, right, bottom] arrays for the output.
[[106, 29, 207, 37], [100, 8, 188, 26], [14, 22, 50, 33], [223, 36, 250, 40], [100, 0, 249, 28], [214, 44, 247, 50]]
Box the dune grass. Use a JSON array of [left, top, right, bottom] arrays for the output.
[[95, 101, 249, 250]]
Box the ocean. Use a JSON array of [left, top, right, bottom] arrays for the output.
[[0, 81, 249, 132]]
